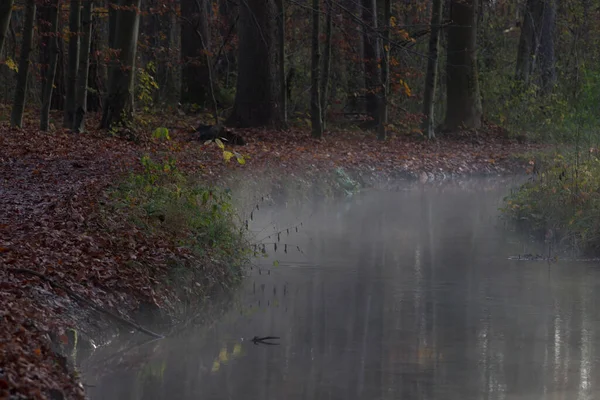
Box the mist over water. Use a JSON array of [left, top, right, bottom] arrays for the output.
[[82, 178, 600, 400]]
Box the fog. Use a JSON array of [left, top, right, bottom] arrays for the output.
[[82, 178, 600, 400]]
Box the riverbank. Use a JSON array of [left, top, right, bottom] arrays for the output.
[[0, 120, 542, 399]]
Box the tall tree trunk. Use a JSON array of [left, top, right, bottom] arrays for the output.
[[64, 0, 81, 128], [310, 0, 323, 138], [361, 0, 382, 129], [0, 0, 14, 57], [276, 0, 287, 123], [40, 0, 60, 131], [100, 0, 142, 129], [537, 0, 556, 93], [180, 0, 211, 106], [73, 0, 93, 133], [422, 0, 443, 138], [227, 0, 283, 127], [10, 0, 36, 128], [444, 0, 482, 130], [320, 0, 333, 130], [378, 0, 391, 140], [515, 0, 537, 83]]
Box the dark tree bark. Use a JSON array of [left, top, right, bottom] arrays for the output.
[[276, 0, 287, 123], [310, 0, 323, 138], [73, 0, 94, 133], [156, 8, 178, 104], [320, 0, 333, 130], [64, 0, 81, 128], [537, 0, 556, 93], [40, 0, 60, 131], [0, 0, 14, 57], [227, 0, 283, 127], [361, 0, 382, 129], [422, 0, 443, 138], [180, 0, 211, 106], [10, 0, 36, 128], [100, 0, 142, 129], [515, 0, 537, 83], [378, 0, 391, 140], [444, 0, 482, 130]]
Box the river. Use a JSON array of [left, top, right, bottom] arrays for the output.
[[81, 178, 600, 400]]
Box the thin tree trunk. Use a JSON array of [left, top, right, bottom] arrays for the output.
[[73, 0, 93, 133], [422, 0, 443, 138], [40, 0, 60, 131], [64, 0, 81, 128], [538, 0, 556, 93], [378, 0, 391, 140], [0, 0, 14, 57], [10, 0, 36, 128], [320, 0, 333, 130], [515, 0, 537, 83], [276, 0, 287, 123], [100, 0, 142, 129], [444, 0, 482, 130], [310, 0, 323, 138], [361, 0, 381, 129]]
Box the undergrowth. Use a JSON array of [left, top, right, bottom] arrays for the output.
[[501, 149, 600, 254], [107, 154, 250, 300]]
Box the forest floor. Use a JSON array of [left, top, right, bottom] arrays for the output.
[[0, 113, 544, 399]]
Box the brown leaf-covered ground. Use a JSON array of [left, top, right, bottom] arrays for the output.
[[0, 117, 542, 399]]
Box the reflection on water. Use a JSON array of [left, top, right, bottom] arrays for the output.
[[81, 179, 600, 400]]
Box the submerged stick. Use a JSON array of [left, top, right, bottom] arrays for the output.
[[7, 268, 164, 339]]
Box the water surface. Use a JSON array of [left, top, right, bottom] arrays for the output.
[[82, 178, 600, 400]]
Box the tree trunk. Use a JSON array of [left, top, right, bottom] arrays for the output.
[[180, 0, 211, 106], [422, 0, 443, 138], [227, 0, 283, 127], [320, 0, 333, 130], [64, 0, 81, 128], [378, 0, 391, 140], [73, 0, 93, 133], [537, 0, 556, 93], [515, 0, 537, 83], [361, 0, 382, 129], [310, 0, 323, 138], [0, 0, 14, 57], [100, 0, 142, 129], [276, 0, 287, 123], [10, 0, 36, 128], [444, 0, 482, 130], [40, 0, 60, 131]]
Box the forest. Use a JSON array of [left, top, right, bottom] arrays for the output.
[[1, 0, 600, 397]]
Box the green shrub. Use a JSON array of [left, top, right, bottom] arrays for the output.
[[110, 155, 249, 276], [501, 151, 600, 253]]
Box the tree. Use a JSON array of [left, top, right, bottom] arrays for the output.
[[310, 0, 323, 138], [100, 0, 142, 129], [276, 0, 287, 123], [73, 0, 94, 133], [320, 0, 333, 130], [378, 0, 391, 140], [227, 0, 283, 127], [10, 0, 36, 128], [361, 0, 382, 130], [180, 0, 211, 106], [64, 0, 81, 128], [444, 0, 482, 130], [0, 0, 13, 57], [515, 0, 537, 83], [422, 0, 443, 138], [40, 0, 60, 131], [537, 0, 557, 92]]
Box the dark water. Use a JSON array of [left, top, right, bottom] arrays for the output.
[[82, 179, 600, 400]]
